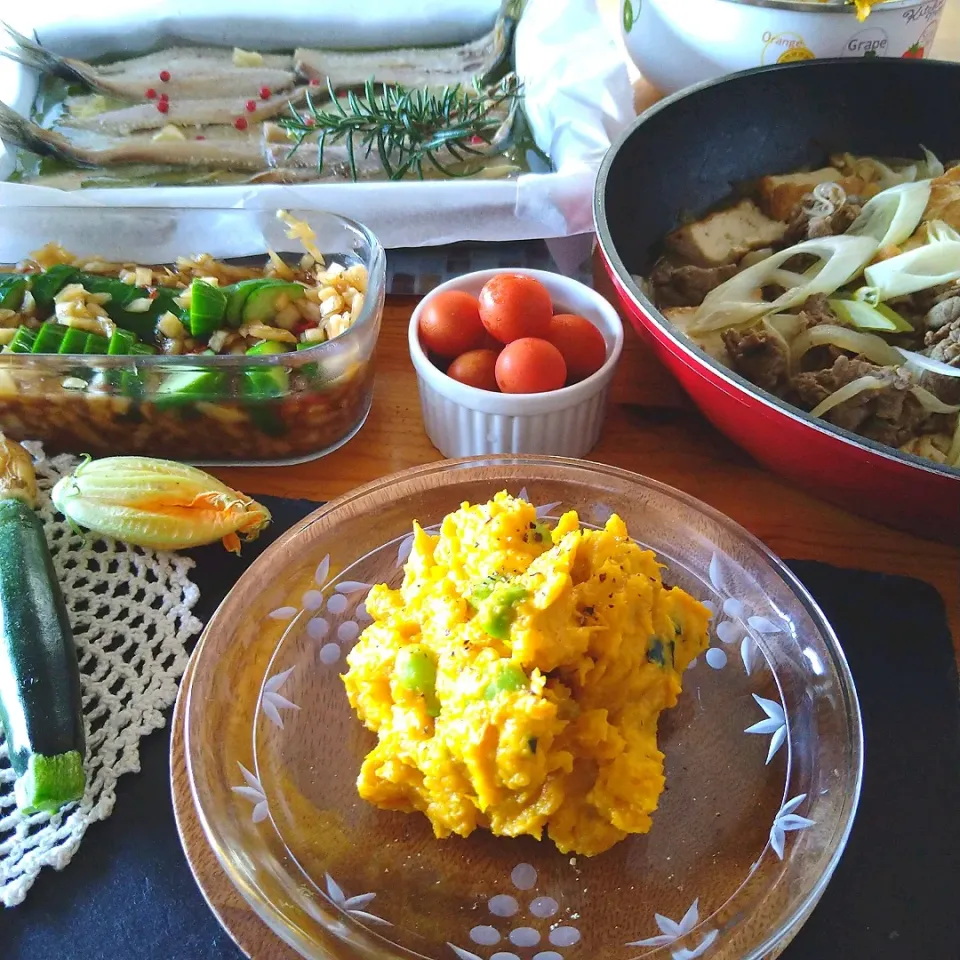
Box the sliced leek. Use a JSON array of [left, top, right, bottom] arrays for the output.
[[828, 298, 914, 333], [691, 235, 879, 333], [846, 180, 931, 248], [862, 239, 960, 301]]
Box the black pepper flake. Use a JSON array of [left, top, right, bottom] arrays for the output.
[[599, 573, 606, 582]]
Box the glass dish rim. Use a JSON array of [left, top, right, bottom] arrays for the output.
[[183, 454, 865, 960], [0, 205, 386, 367]]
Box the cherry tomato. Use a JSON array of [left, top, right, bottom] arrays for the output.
[[479, 274, 553, 344], [495, 338, 567, 394], [546, 314, 607, 382], [418, 291, 486, 358], [446, 349, 500, 391]]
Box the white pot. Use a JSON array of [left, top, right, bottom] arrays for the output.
[[621, 0, 946, 95]]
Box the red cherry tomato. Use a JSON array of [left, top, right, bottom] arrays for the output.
[[495, 338, 567, 394], [546, 314, 607, 382], [446, 349, 500, 391], [418, 291, 486, 358], [479, 274, 553, 344]]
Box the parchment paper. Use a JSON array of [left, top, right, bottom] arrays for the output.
[[0, 0, 635, 249]]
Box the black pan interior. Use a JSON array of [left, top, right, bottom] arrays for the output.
[[599, 59, 960, 273]]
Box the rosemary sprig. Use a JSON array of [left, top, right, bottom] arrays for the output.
[[278, 74, 532, 182]]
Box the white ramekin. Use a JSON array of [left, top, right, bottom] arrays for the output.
[[409, 268, 624, 459]]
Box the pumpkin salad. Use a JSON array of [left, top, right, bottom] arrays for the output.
[[342, 491, 711, 857]]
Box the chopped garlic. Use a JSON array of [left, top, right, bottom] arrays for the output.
[[124, 297, 153, 313], [200, 276, 220, 287], [301, 326, 327, 343], [158, 311, 186, 339], [324, 313, 351, 339], [119, 270, 137, 285], [276, 209, 325, 266], [0, 309, 17, 327], [342, 263, 368, 292], [0, 328, 16, 345], [61, 377, 89, 391], [350, 292, 364, 319], [152, 124, 187, 142], [54, 283, 89, 304], [242, 323, 297, 343], [135, 267, 153, 287], [266, 247, 296, 281], [274, 304, 301, 330], [232, 47, 264, 68], [20, 290, 35, 315], [320, 294, 343, 318], [207, 329, 230, 353]]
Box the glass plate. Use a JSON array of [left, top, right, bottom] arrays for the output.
[[184, 456, 863, 960]]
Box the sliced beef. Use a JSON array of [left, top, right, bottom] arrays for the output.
[[650, 259, 737, 308], [922, 314, 960, 404], [783, 184, 863, 245], [721, 325, 788, 393], [797, 293, 841, 330], [925, 295, 960, 332], [790, 354, 937, 447], [890, 282, 960, 326]]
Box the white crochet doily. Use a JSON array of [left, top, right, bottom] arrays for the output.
[[0, 443, 203, 907]]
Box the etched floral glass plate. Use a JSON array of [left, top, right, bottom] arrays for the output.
[[184, 457, 863, 960]]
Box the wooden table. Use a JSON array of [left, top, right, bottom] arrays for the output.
[[176, 277, 959, 956], [214, 277, 960, 653]]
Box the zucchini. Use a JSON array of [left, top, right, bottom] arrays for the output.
[[0, 436, 85, 813]]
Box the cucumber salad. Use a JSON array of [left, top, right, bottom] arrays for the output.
[[0, 210, 368, 365]]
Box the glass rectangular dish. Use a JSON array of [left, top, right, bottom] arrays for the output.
[[0, 206, 385, 465]]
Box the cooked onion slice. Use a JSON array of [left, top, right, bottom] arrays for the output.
[[909, 385, 960, 414], [847, 180, 931, 248], [898, 348, 960, 378], [692, 235, 879, 333], [810, 376, 890, 418], [863, 238, 960, 300], [790, 324, 903, 371]]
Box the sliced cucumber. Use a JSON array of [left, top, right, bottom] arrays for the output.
[[188, 280, 227, 338], [31, 323, 69, 354], [30, 265, 80, 315], [222, 279, 274, 328], [58, 329, 89, 354], [84, 333, 111, 355], [107, 329, 137, 355], [153, 369, 225, 410], [8, 327, 37, 353], [0, 276, 29, 312], [242, 282, 304, 326], [244, 340, 292, 398]]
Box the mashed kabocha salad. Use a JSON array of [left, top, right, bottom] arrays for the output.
[[342, 492, 711, 857]]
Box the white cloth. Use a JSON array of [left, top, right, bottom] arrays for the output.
[[0, 444, 202, 907]]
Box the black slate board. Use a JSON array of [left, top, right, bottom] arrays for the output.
[[2, 496, 958, 960]]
